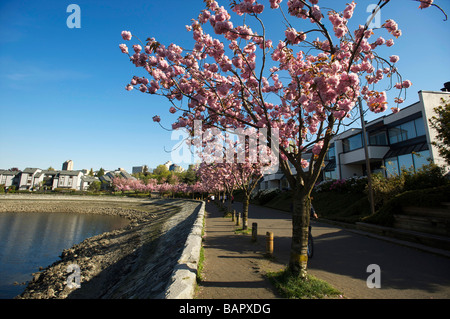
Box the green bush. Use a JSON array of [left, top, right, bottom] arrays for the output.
[[363, 184, 450, 226], [403, 162, 448, 191]]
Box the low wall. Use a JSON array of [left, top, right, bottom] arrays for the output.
[[163, 201, 205, 299], [0, 194, 205, 299]]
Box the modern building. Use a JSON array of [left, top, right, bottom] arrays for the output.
[[132, 166, 145, 174], [0, 170, 21, 189], [62, 160, 74, 171], [259, 90, 450, 191]]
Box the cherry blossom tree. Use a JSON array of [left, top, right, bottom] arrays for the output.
[[120, 0, 444, 277]]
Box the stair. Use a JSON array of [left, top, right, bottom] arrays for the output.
[[393, 204, 450, 237]]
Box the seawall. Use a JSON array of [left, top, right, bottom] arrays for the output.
[[0, 194, 205, 299]]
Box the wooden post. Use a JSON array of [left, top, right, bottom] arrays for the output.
[[232, 209, 236, 222], [252, 223, 258, 242], [266, 231, 273, 256]]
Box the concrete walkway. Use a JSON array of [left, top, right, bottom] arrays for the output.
[[195, 202, 281, 299], [196, 200, 450, 299]]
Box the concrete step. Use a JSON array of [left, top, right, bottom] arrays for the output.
[[355, 222, 450, 251]]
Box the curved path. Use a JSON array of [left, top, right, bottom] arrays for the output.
[[197, 201, 450, 299]]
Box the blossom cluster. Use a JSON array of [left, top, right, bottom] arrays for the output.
[[119, 0, 433, 167]]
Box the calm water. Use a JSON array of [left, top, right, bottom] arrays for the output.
[[0, 212, 130, 299]]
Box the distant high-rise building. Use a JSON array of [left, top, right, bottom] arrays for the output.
[[132, 166, 145, 174], [62, 160, 73, 171]]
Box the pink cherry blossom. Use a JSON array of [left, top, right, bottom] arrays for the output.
[[419, 0, 433, 9], [119, 44, 128, 54], [121, 30, 132, 41], [389, 55, 400, 63]]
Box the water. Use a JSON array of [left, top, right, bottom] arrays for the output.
[[0, 212, 130, 299]]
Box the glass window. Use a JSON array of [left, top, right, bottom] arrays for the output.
[[326, 144, 336, 160], [413, 150, 431, 170], [343, 134, 362, 152], [369, 131, 388, 145], [388, 127, 401, 144], [385, 157, 399, 177], [324, 169, 337, 181], [400, 121, 416, 141], [398, 154, 414, 172], [414, 118, 426, 137]]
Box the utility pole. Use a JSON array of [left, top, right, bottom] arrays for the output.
[[358, 97, 376, 216]]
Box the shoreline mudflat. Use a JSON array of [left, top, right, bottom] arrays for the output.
[[0, 195, 203, 299]]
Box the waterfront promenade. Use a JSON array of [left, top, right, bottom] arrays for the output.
[[196, 201, 450, 299]]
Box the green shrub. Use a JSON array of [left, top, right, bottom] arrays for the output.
[[403, 162, 448, 191], [363, 184, 450, 226]]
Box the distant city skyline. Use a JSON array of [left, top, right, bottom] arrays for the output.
[[1, 0, 449, 171]]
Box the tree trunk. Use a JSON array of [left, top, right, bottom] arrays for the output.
[[242, 194, 250, 230], [289, 187, 311, 279]]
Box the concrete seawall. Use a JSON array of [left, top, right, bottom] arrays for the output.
[[0, 194, 205, 299], [164, 201, 205, 299]]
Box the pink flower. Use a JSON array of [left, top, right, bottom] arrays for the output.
[[169, 107, 177, 113], [402, 80, 412, 88], [121, 31, 132, 41], [125, 84, 133, 91], [152, 115, 161, 122], [119, 44, 128, 54], [270, 0, 282, 9], [389, 55, 399, 63], [133, 44, 142, 53], [312, 141, 324, 155], [419, 0, 433, 9], [385, 39, 394, 47]]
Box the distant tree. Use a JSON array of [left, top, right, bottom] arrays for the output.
[[429, 98, 450, 166], [89, 168, 95, 176], [88, 181, 101, 192], [143, 165, 149, 175], [153, 164, 168, 175], [182, 168, 197, 185], [47, 166, 55, 171], [97, 168, 105, 178]]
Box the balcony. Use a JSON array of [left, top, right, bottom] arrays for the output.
[[340, 146, 390, 165]]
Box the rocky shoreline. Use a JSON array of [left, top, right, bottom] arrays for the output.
[[0, 195, 203, 299]]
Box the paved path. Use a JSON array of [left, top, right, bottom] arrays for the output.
[[196, 201, 450, 299], [195, 202, 281, 299]]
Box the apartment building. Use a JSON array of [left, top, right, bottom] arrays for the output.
[[259, 90, 450, 191]]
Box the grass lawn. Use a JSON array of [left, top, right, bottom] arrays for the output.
[[266, 269, 343, 299]]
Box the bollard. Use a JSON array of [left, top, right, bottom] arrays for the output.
[[232, 209, 236, 222], [252, 222, 258, 242], [266, 231, 273, 256], [236, 212, 240, 226]]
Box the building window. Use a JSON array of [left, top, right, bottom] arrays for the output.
[[385, 157, 399, 177], [398, 153, 414, 171], [324, 169, 338, 180], [384, 150, 431, 177], [343, 134, 363, 152], [325, 143, 335, 160], [388, 117, 426, 144], [1, 176, 6, 184], [413, 150, 431, 169], [369, 131, 388, 146], [414, 118, 426, 137]]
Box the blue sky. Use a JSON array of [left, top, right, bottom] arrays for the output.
[[0, 0, 449, 172]]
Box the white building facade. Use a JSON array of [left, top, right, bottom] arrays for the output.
[[259, 90, 450, 191]]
